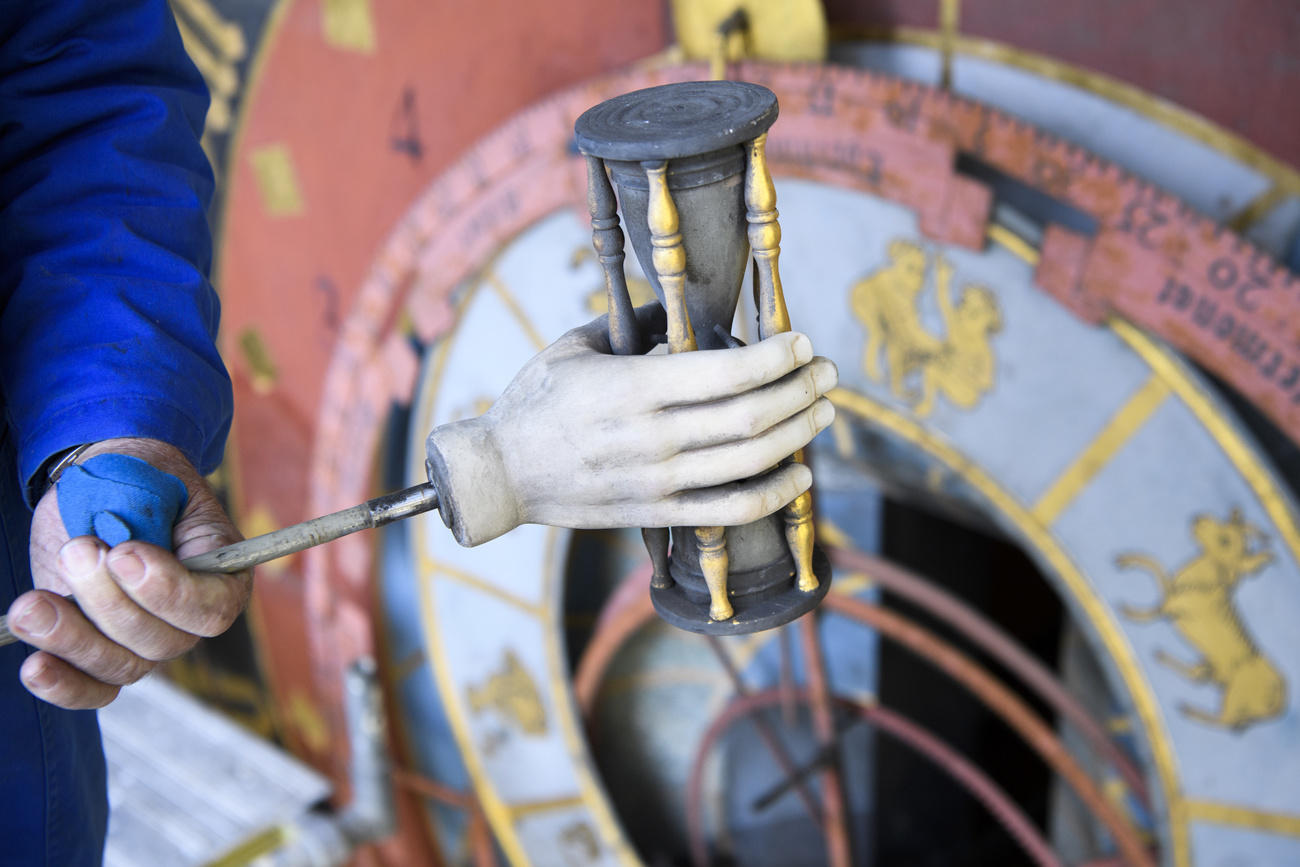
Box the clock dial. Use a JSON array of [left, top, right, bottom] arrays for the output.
[[288, 64, 1299, 865], [213, 9, 1300, 858]]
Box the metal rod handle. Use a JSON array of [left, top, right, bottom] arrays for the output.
[[0, 483, 439, 648]]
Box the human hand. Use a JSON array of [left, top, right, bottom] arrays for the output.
[[425, 306, 838, 545], [6, 438, 250, 709]]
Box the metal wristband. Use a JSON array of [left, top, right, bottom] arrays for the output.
[[30, 442, 94, 503]]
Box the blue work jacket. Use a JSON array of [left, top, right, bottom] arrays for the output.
[[0, 1, 233, 863]]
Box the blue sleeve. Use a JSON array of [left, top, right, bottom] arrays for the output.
[[0, 0, 233, 504]]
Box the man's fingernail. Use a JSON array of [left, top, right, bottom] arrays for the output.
[[791, 333, 813, 365], [108, 552, 146, 588], [15, 597, 56, 637], [23, 659, 53, 691], [59, 538, 102, 578], [814, 399, 835, 428]]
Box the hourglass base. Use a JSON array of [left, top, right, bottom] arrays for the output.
[[650, 546, 832, 635]]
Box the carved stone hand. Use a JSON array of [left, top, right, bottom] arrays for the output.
[[426, 309, 837, 546]]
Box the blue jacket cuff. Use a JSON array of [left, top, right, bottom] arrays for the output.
[[18, 395, 223, 509]]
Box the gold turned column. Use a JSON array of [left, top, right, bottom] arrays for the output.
[[644, 160, 733, 621], [744, 133, 819, 594], [643, 161, 697, 352], [695, 526, 732, 622]]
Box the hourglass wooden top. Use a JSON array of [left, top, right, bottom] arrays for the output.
[[574, 80, 778, 161]]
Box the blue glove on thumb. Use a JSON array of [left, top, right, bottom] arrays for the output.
[[56, 454, 189, 549]]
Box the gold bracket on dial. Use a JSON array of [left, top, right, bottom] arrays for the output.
[[670, 0, 828, 69]]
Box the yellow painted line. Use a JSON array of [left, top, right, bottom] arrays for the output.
[[204, 825, 285, 867], [1228, 184, 1287, 233], [248, 143, 304, 217], [1112, 319, 1300, 570], [1185, 801, 1300, 838], [321, 0, 376, 54], [237, 327, 278, 393], [425, 556, 545, 618], [419, 577, 532, 867], [173, 0, 247, 59], [538, 524, 641, 866], [176, 14, 238, 97], [485, 269, 548, 352], [830, 572, 874, 596], [987, 223, 1040, 266], [504, 795, 589, 821], [1031, 374, 1170, 526], [814, 523, 877, 591], [938, 0, 960, 90], [815, 519, 854, 550], [829, 413, 856, 458]]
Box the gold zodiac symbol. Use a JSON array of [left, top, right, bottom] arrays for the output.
[[850, 240, 1002, 417], [467, 649, 548, 736], [559, 821, 600, 864], [1119, 508, 1286, 731]]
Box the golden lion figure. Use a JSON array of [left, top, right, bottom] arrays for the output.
[[850, 239, 1002, 417], [1119, 509, 1286, 731]]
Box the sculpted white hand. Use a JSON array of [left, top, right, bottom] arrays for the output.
[[426, 311, 838, 546]]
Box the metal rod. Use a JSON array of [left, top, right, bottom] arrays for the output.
[[752, 716, 863, 812], [690, 689, 1066, 867], [778, 623, 796, 728], [0, 483, 439, 647], [186, 483, 438, 573], [704, 636, 825, 827], [799, 614, 854, 867]]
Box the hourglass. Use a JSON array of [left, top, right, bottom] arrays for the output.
[[575, 80, 831, 635]]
